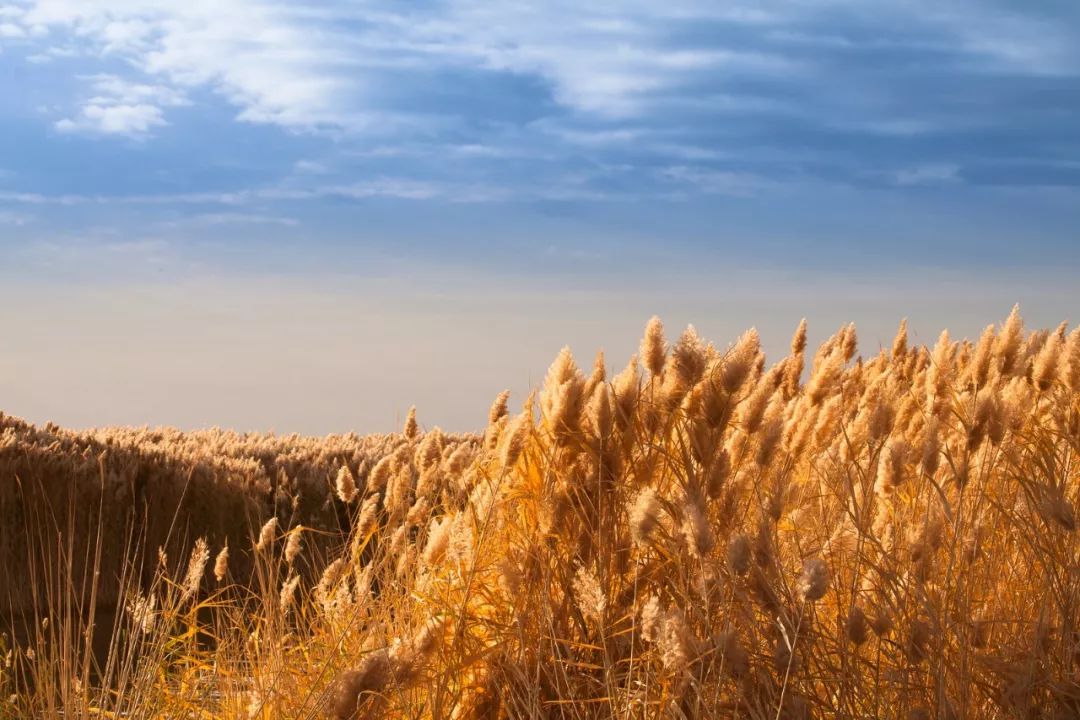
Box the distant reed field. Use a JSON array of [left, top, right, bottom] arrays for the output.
[[3, 307, 1079, 719]]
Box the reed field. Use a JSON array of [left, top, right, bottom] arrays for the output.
[[3, 307, 1080, 719]]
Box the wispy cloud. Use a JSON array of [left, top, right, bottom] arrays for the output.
[[0, 21, 25, 38], [894, 163, 961, 187], [157, 212, 300, 229], [0, 176, 605, 207], [659, 165, 773, 197], [0, 0, 1078, 230], [54, 74, 188, 136], [7, 0, 1073, 137]]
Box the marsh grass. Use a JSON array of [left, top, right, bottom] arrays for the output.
[[3, 308, 1080, 718]]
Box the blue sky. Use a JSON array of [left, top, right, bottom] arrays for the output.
[[1, 1, 1079, 432]]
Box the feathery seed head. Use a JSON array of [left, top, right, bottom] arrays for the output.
[[499, 412, 530, 469], [754, 397, 785, 468], [423, 517, 452, 566], [332, 652, 392, 720], [583, 350, 606, 398], [488, 390, 511, 426], [584, 383, 614, 445], [740, 374, 775, 435], [572, 567, 606, 622], [970, 324, 996, 387], [255, 517, 279, 552], [671, 325, 707, 387], [705, 448, 731, 499], [995, 305, 1024, 376], [213, 543, 229, 582], [640, 596, 664, 643], [447, 513, 475, 568], [542, 348, 585, 439], [1033, 329, 1064, 391], [316, 558, 348, 602], [445, 443, 473, 475], [354, 494, 380, 540], [543, 347, 578, 400], [681, 490, 714, 558], [798, 558, 830, 601], [926, 329, 954, 416], [279, 573, 301, 614], [125, 592, 157, 635], [891, 318, 908, 360], [721, 328, 760, 394], [336, 465, 358, 504], [806, 346, 844, 405], [367, 455, 394, 494], [629, 487, 662, 546], [182, 538, 210, 601], [406, 497, 431, 527], [877, 438, 908, 496], [611, 355, 641, 429], [641, 316, 667, 378], [1063, 327, 1080, 391], [783, 319, 809, 395], [417, 427, 444, 471], [284, 526, 303, 565], [841, 323, 858, 362], [403, 406, 419, 440], [659, 611, 694, 676], [791, 318, 808, 356]]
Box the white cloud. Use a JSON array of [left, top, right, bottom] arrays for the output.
[[99, 18, 154, 53], [659, 165, 771, 197], [3, 0, 1076, 142], [1, 0, 1077, 178], [0, 179, 464, 205], [4, 0, 790, 131], [25, 45, 76, 62], [396, 3, 792, 118], [0, 21, 25, 37], [54, 74, 188, 136], [17, 1, 363, 130], [0, 173, 618, 207], [82, 74, 187, 107], [159, 212, 300, 228], [56, 103, 164, 135]]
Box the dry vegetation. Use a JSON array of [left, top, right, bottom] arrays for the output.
[[0, 415, 470, 618], [3, 307, 1080, 719]]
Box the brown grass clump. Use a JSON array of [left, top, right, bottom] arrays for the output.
[[4, 308, 1080, 719]]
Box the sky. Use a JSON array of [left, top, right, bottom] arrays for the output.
[[1, 0, 1079, 434]]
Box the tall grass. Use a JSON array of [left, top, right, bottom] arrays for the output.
[[3, 308, 1080, 718]]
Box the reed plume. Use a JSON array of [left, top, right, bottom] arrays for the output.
[[5, 308, 1079, 720]]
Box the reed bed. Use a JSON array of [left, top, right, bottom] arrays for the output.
[[0, 415, 470, 618], [3, 308, 1079, 719]]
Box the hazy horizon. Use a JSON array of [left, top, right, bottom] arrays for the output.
[[3, 264, 1077, 435]]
